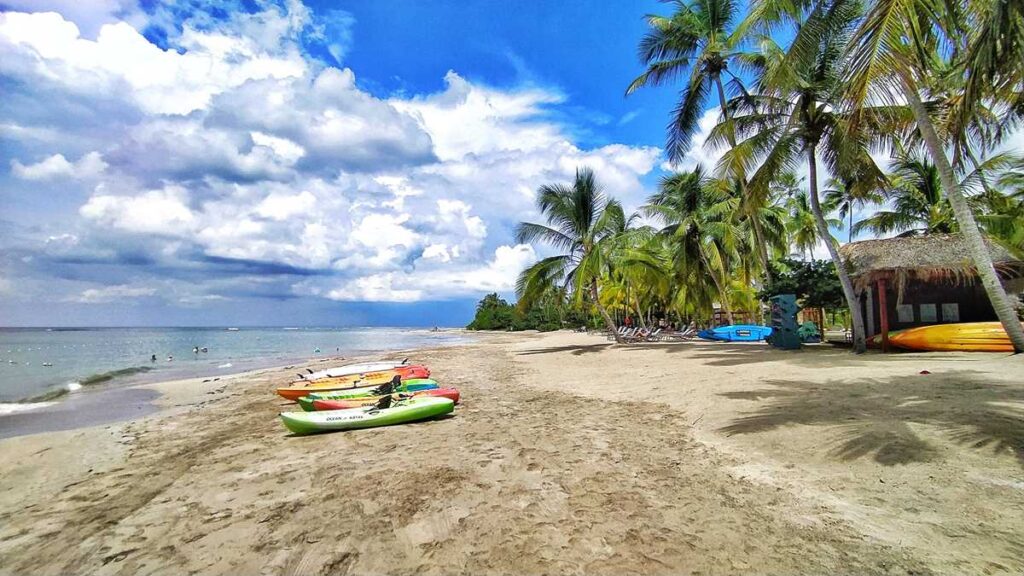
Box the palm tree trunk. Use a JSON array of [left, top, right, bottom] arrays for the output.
[[900, 79, 1024, 353], [807, 144, 867, 353], [591, 280, 623, 343], [848, 209, 853, 243], [714, 74, 774, 283]]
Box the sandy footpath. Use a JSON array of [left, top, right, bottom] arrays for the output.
[[0, 331, 1021, 575]]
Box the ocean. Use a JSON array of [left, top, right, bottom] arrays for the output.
[[0, 327, 469, 411]]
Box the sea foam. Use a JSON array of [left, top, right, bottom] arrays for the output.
[[0, 402, 56, 416]]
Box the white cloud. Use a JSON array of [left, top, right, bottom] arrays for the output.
[[11, 151, 106, 180], [80, 184, 195, 235], [72, 284, 156, 303], [0, 10, 307, 115], [255, 190, 316, 220]]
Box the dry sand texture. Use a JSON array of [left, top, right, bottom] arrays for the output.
[[0, 331, 1021, 575]]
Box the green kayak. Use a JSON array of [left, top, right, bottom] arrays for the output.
[[280, 396, 454, 435], [297, 378, 440, 411]]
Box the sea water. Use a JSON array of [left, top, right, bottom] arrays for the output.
[[0, 327, 469, 408]]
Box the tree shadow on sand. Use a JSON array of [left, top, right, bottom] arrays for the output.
[[719, 370, 1024, 466], [516, 343, 613, 356]]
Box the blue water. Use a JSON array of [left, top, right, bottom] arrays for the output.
[[0, 327, 469, 405]]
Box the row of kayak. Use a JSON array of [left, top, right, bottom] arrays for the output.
[[276, 360, 458, 435]]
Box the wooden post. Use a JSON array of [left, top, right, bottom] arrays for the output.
[[878, 279, 890, 352]]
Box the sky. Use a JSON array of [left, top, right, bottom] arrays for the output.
[[0, 0, 692, 327], [3, 1, 1016, 327]]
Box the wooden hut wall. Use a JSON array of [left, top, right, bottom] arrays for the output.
[[864, 281, 998, 334]]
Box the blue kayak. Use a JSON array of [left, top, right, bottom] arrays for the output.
[[698, 324, 773, 342]]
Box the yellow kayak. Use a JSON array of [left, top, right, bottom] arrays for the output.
[[889, 322, 1017, 352]]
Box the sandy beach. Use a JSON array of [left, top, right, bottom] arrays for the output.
[[1, 331, 1022, 575]]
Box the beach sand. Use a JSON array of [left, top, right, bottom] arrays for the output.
[[1, 331, 1021, 574]]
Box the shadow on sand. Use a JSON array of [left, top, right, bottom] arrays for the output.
[[719, 369, 1024, 466], [517, 343, 613, 356]]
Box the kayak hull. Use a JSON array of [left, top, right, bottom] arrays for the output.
[[889, 322, 1017, 352], [698, 325, 773, 342], [302, 360, 412, 381], [280, 397, 454, 435], [289, 365, 429, 387], [311, 388, 460, 411], [296, 380, 440, 410]]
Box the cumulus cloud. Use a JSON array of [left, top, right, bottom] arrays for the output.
[[11, 152, 107, 180], [0, 1, 661, 310], [80, 185, 195, 235]]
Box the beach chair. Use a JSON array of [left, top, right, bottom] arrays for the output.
[[663, 326, 696, 341]]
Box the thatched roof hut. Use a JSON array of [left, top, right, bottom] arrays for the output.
[[840, 234, 1024, 296]]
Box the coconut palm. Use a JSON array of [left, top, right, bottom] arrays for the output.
[[626, 0, 775, 280], [643, 166, 745, 325], [824, 177, 884, 243], [844, 0, 1024, 351], [515, 168, 630, 343]]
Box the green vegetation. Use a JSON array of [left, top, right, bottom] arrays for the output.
[[466, 293, 588, 332], [498, 0, 1024, 352]]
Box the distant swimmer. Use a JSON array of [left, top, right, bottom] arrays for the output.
[[151, 354, 157, 362], [193, 346, 199, 354], [314, 347, 321, 353], [167, 355, 174, 362], [201, 347, 208, 353]]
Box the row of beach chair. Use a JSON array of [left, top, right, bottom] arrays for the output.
[[605, 325, 697, 342]]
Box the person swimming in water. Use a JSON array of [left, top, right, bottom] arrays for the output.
[[151, 354, 157, 362]]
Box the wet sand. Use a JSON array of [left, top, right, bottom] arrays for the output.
[[0, 331, 1021, 574]]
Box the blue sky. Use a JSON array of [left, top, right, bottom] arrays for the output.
[[0, 0, 694, 327]]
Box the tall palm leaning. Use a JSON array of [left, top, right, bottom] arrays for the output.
[[844, 0, 1024, 351], [719, 0, 889, 353], [626, 0, 775, 282], [515, 168, 628, 343]]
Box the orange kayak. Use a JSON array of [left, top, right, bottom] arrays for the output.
[[288, 365, 429, 387], [277, 370, 407, 401], [889, 322, 1018, 352]]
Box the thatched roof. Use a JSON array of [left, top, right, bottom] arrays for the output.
[[840, 234, 1024, 294]]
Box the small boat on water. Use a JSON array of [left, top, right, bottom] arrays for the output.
[[889, 322, 1018, 352], [698, 324, 773, 342]]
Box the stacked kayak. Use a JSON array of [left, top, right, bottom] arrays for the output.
[[295, 378, 441, 411], [888, 322, 1018, 352], [698, 324, 773, 342], [275, 365, 430, 401], [276, 360, 461, 435]]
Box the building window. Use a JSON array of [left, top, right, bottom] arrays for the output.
[[941, 303, 960, 322], [897, 304, 914, 323], [920, 303, 937, 323]]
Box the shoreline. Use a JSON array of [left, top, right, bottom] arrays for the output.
[[0, 334, 468, 439], [1, 331, 1021, 574]]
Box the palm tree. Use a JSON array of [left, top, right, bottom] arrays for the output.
[[718, 0, 888, 352], [854, 149, 956, 237], [844, 0, 1024, 351], [644, 166, 745, 325], [515, 168, 629, 343], [626, 0, 775, 281], [824, 177, 884, 243]]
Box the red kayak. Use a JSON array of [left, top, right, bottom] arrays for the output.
[[311, 388, 460, 411]]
